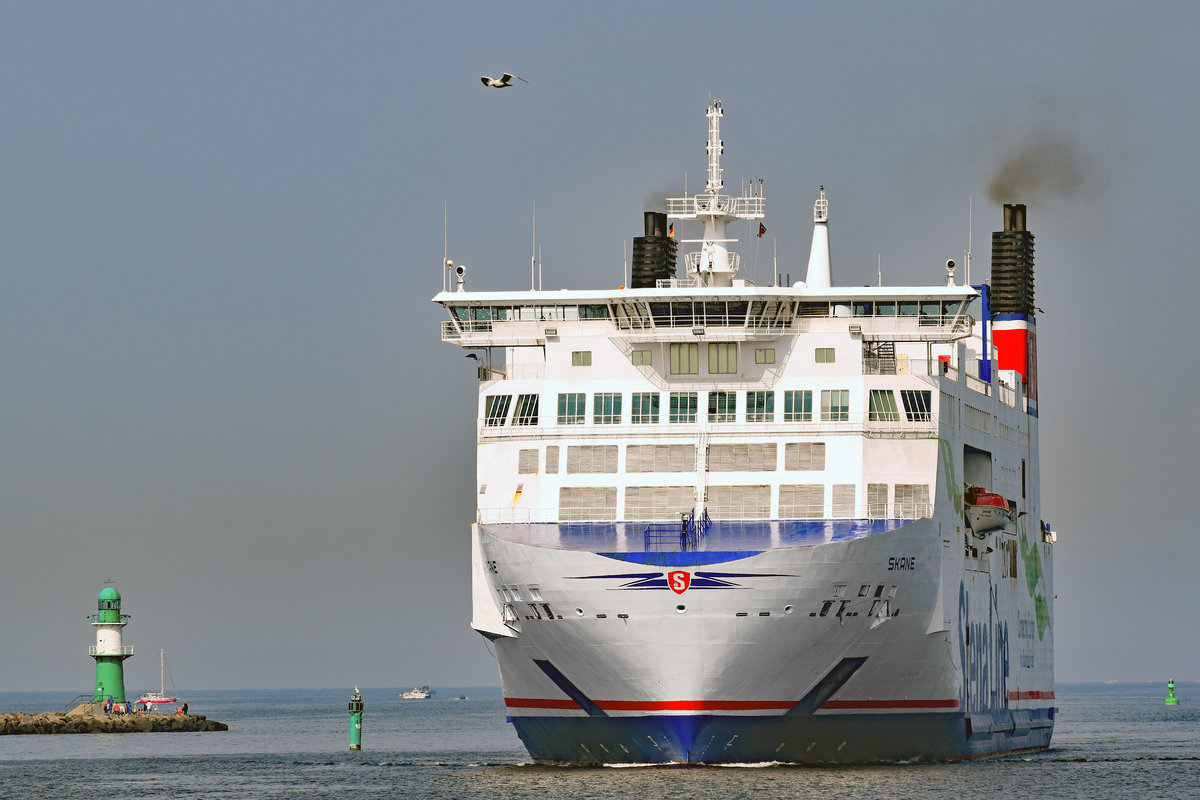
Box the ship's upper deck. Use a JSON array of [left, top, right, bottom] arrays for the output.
[[436, 284, 979, 347]]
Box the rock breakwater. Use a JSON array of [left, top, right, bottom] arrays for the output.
[[1, 703, 228, 734]]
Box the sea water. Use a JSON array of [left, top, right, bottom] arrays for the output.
[[1, 684, 1196, 799]]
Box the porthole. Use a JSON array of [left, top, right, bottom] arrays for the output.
[[575, 607, 584, 616], [784, 605, 794, 615], [675, 605, 687, 614]]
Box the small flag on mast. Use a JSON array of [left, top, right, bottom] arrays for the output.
[[668, 223, 674, 238], [758, 223, 766, 238]]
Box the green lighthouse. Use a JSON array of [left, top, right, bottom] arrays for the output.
[[89, 585, 133, 703]]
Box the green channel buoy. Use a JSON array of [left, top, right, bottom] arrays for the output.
[[348, 687, 364, 749], [1165, 678, 1179, 706]]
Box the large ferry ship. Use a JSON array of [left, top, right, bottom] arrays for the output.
[[434, 101, 1055, 763]]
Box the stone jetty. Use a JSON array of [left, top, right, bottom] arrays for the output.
[[1, 703, 227, 735]]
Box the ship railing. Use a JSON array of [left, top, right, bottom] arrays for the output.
[[477, 414, 939, 441], [684, 251, 741, 273], [88, 645, 134, 656], [64, 694, 98, 712], [477, 502, 934, 526]]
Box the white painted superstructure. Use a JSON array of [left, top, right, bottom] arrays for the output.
[[434, 101, 1055, 763]]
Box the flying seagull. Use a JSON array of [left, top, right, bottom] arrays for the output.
[[481, 73, 528, 88]]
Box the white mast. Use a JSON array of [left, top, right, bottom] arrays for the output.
[[666, 101, 764, 287]]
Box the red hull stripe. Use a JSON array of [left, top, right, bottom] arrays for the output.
[[505, 697, 957, 711], [1008, 690, 1055, 701]]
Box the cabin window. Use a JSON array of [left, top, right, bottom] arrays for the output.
[[900, 390, 932, 421], [895, 484, 931, 518], [708, 342, 738, 374], [898, 301, 918, 316], [784, 390, 813, 422], [852, 302, 873, 316], [708, 443, 777, 472], [513, 394, 540, 426], [624, 485, 696, 521], [868, 483, 889, 518], [559, 486, 617, 521], [876, 302, 897, 316], [557, 393, 586, 425], [708, 391, 737, 423], [518, 449, 539, 474], [669, 392, 698, 423], [784, 442, 825, 471], [780, 484, 824, 518], [632, 349, 652, 366], [566, 445, 619, 474], [746, 391, 774, 422], [593, 393, 622, 424], [821, 389, 850, 422], [670, 342, 699, 374], [631, 392, 659, 424], [754, 348, 775, 365], [815, 347, 836, 363], [869, 390, 900, 421], [832, 484, 856, 518], [626, 444, 695, 472], [484, 395, 512, 427], [571, 350, 592, 367], [708, 485, 771, 519]]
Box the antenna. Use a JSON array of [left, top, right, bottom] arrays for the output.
[[531, 200, 536, 291], [443, 200, 449, 292], [966, 194, 973, 285], [772, 238, 777, 287], [538, 245, 542, 291], [878, 254, 882, 287], [623, 239, 628, 288]]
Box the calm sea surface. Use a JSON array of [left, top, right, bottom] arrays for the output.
[[1, 683, 1196, 799]]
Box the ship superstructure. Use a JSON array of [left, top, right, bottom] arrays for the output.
[[433, 101, 1055, 763]]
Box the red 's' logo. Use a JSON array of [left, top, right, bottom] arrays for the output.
[[668, 571, 691, 594]]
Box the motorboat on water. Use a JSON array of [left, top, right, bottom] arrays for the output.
[[400, 685, 434, 699]]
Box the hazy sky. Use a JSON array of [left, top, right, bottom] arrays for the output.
[[3, 1, 1197, 692]]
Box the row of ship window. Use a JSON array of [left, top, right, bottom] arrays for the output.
[[484, 389, 932, 426], [575, 343, 783, 373], [517, 442, 829, 474], [451, 299, 964, 325]]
